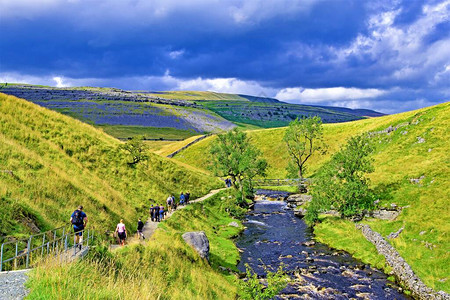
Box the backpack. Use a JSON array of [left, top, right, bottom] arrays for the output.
[[72, 210, 84, 226]]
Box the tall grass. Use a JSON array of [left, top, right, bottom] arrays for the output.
[[27, 191, 243, 299], [0, 93, 220, 240]]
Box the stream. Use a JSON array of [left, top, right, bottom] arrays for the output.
[[235, 191, 410, 299]]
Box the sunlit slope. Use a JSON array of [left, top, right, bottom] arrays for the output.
[[0, 93, 220, 239], [175, 102, 449, 178], [176, 102, 450, 292]]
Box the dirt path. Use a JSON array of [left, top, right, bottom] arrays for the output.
[[112, 188, 227, 248]]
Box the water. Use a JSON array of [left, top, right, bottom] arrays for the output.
[[235, 198, 410, 299]]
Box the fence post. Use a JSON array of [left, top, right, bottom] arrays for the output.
[[41, 234, 46, 258], [0, 243, 4, 272], [25, 236, 32, 268], [73, 234, 77, 255], [64, 234, 68, 252], [14, 242, 18, 269]]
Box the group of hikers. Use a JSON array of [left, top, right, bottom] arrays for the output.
[[70, 192, 192, 248]]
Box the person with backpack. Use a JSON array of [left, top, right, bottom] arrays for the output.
[[115, 219, 127, 246], [70, 205, 88, 250], [185, 191, 190, 204], [166, 196, 173, 212], [180, 192, 185, 206], [137, 218, 145, 240]]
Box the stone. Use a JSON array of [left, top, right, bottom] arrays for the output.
[[410, 175, 425, 184], [287, 194, 312, 205], [387, 227, 404, 239], [417, 137, 426, 143], [302, 241, 316, 247], [182, 231, 210, 261], [294, 208, 307, 218], [419, 231, 426, 235], [428, 148, 433, 152], [370, 209, 400, 221], [228, 221, 239, 227]]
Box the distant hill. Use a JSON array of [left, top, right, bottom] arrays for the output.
[[0, 84, 383, 139]]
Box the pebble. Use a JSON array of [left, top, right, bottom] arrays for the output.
[[0, 269, 30, 300]]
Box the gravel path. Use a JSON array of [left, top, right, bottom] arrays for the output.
[[112, 188, 227, 249], [0, 269, 30, 300]]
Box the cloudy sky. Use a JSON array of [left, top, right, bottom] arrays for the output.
[[1, 0, 449, 113]]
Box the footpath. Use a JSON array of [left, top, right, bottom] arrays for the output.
[[111, 188, 226, 248], [0, 188, 226, 299]]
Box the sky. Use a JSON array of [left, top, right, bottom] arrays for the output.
[[0, 0, 449, 113]]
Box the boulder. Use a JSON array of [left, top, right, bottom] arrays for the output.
[[287, 194, 312, 205], [182, 231, 210, 261]]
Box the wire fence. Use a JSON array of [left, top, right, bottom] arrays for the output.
[[0, 225, 95, 272]]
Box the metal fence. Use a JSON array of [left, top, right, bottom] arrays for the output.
[[0, 225, 95, 272]]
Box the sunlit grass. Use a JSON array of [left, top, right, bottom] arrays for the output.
[[27, 191, 243, 299]]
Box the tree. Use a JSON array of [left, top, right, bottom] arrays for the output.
[[306, 134, 375, 224], [119, 135, 149, 166], [283, 116, 325, 180], [210, 129, 268, 206]]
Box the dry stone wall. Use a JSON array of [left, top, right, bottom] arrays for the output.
[[357, 224, 449, 300]]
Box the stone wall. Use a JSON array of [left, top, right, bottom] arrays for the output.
[[357, 224, 449, 300]]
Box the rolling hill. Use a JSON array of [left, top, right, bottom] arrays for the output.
[[0, 92, 220, 240], [0, 84, 383, 140], [173, 102, 450, 292]]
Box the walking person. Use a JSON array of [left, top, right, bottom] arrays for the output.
[[159, 205, 164, 221], [115, 219, 127, 246], [166, 196, 173, 212], [70, 205, 88, 250], [180, 192, 185, 206], [150, 204, 155, 222], [154, 204, 159, 222], [137, 218, 145, 240], [185, 191, 190, 204]]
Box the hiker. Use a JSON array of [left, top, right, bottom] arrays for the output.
[[185, 191, 190, 204], [115, 219, 127, 246], [137, 218, 145, 240], [154, 204, 160, 222], [149, 204, 155, 222], [166, 196, 173, 212], [180, 192, 185, 206], [159, 205, 164, 221], [225, 178, 232, 188], [70, 205, 88, 250]]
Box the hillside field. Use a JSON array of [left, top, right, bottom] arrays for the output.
[[174, 102, 450, 292], [0, 92, 220, 240]]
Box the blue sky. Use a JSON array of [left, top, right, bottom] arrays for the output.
[[0, 0, 449, 113]]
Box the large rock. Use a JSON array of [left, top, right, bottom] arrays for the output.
[[182, 231, 210, 261], [287, 194, 312, 205]]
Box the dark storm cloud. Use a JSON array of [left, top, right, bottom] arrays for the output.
[[0, 0, 449, 113]]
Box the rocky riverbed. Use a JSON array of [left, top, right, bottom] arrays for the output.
[[235, 197, 410, 299]]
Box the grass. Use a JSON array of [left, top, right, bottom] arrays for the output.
[[96, 125, 198, 140], [26, 190, 244, 299], [142, 91, 248, 101], [153, 135, 205, 157], [0, 93, 221, 243], [176, 102, 450, 292]]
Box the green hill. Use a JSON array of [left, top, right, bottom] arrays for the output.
[[174, 102, 450, 292], [0, 92, 220, 239], [0, 84, 383, 140]]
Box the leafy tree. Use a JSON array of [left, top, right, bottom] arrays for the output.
[[119, 135, 149, 166], [210, 129, 268, 206], [306, 134, 375, 224], [283, 116, 325, 179], [240, 263, 288, 300]]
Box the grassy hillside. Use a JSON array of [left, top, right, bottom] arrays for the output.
[[175, 102, 450, 292], [0, 93, 220, 240], [27, 190, 244, 299]]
